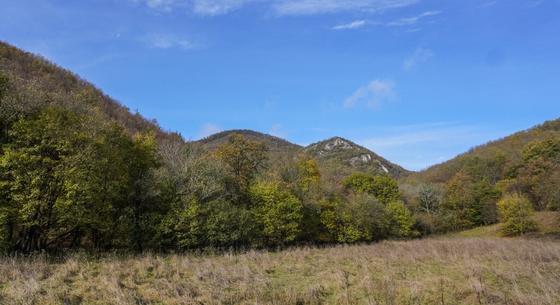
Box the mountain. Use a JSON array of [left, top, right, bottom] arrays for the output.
[[198, 131, 409, 179], [0, 41, 181, 143], [305, 137, 409, 178], [198, 129, 302, 153], [410, 118, 560, 184], [1, 41, 408, 180]]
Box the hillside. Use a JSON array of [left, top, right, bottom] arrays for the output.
[[0, 41, 181, 143], [410, 118, 560, 184], [198, 131, 409, 179], [305, 137, 409, 179], [198, 129, 302, 153]]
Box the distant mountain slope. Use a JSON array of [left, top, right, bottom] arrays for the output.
[[198, 131, 410, 179], [411, 118, 560, 183], [198, 129, 302, 153], [0, 41, 181, 142], [305, 137, 410, 179]]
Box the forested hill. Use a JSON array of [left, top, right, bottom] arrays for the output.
[[399, 118, 560, 235], [0, 41, 181, 143], [409, 118, 560, 184], [198, 130, 410, 179], [199, 129, 302, 153]]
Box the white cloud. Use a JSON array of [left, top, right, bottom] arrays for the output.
[[402, 47, 433, 70], [273, 0, 419, 16], [331, 10, 441, 32], [386, 10, 441, 26], [145, 33, 198, 50], [198, 123, 222, 138], [192, 0, 255, 16], [332, 20, 367, 30], [135, 0, 178, 11], [344, 79, 395, 109], [134, 0, 420, 16]]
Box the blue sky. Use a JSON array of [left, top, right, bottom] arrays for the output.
[[1, 0, 559, 170]]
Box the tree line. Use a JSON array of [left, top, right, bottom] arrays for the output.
[[1, 69, 418, 252], [404, 133, 560, 236], [2, 69, 559, 253], [0, 107, 417, 253]]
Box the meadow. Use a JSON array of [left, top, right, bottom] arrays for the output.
[[2, 237, 560, 305]]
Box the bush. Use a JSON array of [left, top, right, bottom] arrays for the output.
[[250, 182, 303, 246], [385, 201, 417, 238], [342, 173, 400, 204], [497, 193, 538, 236], [320, 194, 387, 243]]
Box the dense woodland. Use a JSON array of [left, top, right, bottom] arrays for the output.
[[0, 41, 559, 253]]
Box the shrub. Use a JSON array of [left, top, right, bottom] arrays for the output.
[[385, 201, 417, 238], [250, 182, 303, 246], [497, 193, 538, 236], [342, 173, 400, 204], [320, 194, 387, 243]]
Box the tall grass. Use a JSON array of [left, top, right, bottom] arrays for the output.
[[1, 238, 559, 305]]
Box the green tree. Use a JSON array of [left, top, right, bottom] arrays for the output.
[[0, 108, 88, 252], [0, 107, 160, 252], [203, 200, 254, 248], [440, 171, 501, 231], [296, 158, 321, 193], [159, 198, 203, 250], [216, 134, 268, 205], [250, 182, 303, 246], [519, 137, 560, 210], [125, 132, 160, 252], [320, 194, 386, 243], [497, 193, 537, 236], [342, 173, 400, 205], [0, 73, 12, 143], [385, 201, 416, 238]]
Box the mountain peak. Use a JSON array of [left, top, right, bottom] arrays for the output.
[[320, 136, 355, 151], [305, 136, 410, 178], [196, 129, 302, 152]]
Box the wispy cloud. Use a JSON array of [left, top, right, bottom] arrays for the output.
[[386, 10, 441, 26], [273, 0, 419, 16], [402, 47, 434, 70], [344, 79, 395, 109], [332, 20, 368, 30], [192, 0, 254, 16], [198, 123, 222, 138], [144, 33, 198, 50], [332, 10, 441, 31], [134, 0, 178, 11], [134, 0, 420, 16]]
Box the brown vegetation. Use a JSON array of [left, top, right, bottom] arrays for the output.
[[2, 237, 559, 305]]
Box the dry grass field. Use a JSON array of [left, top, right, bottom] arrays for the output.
[[1, 237, 560, 305]]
